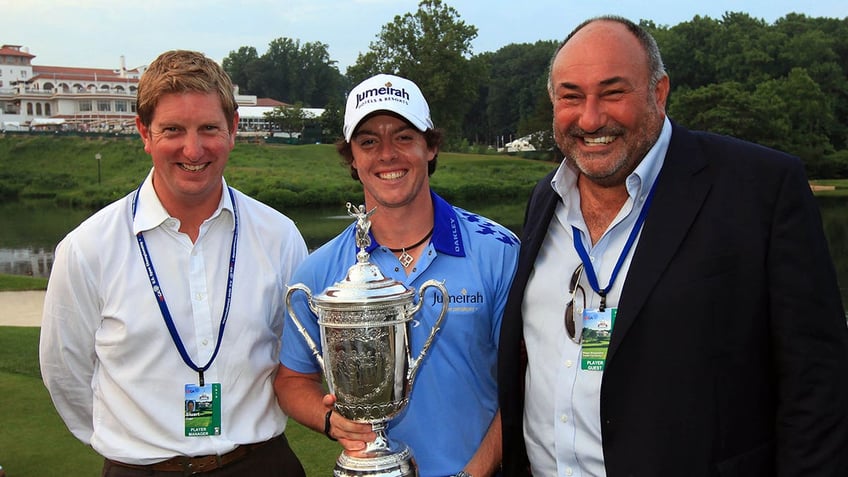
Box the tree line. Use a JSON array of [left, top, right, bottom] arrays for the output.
[[221, 0, 848, 178]]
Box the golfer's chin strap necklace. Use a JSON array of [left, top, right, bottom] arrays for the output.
[[388, 227, 434, 268]]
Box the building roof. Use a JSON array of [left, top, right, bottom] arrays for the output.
[[0, 44, 35, 58], [32, 65, 140, 83], [256, 97, 289, 107]]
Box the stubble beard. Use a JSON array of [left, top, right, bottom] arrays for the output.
[[553, 113, 664, 188]]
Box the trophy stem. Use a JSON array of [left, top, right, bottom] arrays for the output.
[[364, 422, 391, 454], [334, 421, 418, 477]]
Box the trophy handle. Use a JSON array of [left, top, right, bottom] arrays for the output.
[[406, 279, 448, 388], [285, 283, 325, 373]]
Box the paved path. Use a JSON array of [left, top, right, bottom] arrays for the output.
[[0, 290, 45, 326]]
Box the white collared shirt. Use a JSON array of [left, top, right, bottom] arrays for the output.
[[40, 169, 307, 464], [523, 118, 671, 476]]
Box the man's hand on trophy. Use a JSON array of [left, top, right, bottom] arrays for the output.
[[322, 394, 376, 453]]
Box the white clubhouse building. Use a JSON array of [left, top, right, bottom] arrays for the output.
[[0, 44, 322, 134]]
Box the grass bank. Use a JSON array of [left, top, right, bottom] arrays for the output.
[[0, 325, 339, 476], [0, 274, 48, 291], [0, 135, 559, 211]]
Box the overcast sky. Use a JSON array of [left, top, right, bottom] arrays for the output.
[[5, 0, 845, 72]]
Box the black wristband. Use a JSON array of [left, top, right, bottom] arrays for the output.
[[324, 409, 337, 441]]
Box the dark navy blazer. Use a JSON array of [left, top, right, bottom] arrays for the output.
[[498, 121, 848, 477]]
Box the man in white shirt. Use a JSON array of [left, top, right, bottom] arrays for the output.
[[40, 50, 309, 476]]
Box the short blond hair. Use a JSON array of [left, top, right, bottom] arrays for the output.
[[136, 50, 237, 129]]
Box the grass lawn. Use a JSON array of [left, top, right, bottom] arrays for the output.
[[0, 275, 48, 292], [0, 326, 339, 476]]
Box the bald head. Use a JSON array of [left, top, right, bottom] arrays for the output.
[[548, 16, 667, 97]]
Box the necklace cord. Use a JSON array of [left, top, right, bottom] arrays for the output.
[[388, 227, 434, 253]]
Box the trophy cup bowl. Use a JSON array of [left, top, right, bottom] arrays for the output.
[[285, 203, 448, 477]]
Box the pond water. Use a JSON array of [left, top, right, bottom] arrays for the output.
[[2, 197, 847, 308]]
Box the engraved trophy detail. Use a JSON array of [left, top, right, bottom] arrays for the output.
[[286, 202, 448, 477]]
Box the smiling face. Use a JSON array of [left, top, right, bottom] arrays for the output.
[[549, 20, 669, 187], [350, 113, 437, 211], [136, 91, 237, 211]]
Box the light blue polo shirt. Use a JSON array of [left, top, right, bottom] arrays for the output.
[[281, 191, 519, 477]]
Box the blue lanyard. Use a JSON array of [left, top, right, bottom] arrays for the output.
[[132, 185, 239, 386], [572, 178, 658, 311]]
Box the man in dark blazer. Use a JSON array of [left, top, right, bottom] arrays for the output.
[[498, 15, 848, 477]]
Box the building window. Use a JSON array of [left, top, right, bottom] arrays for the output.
[[27, 103, 33, 114], [98, 100, 111, 112], [115, 101, 128, 112], [79, 101, 92, 112], [45, 104, 52, 115], [36, 103, 43, 115]]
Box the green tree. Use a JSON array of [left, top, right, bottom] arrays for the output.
[[482, 41, 557, 146], [222, 46, 260, 94], [318, 96, 344, 143], [710, 13, 779, 85], [654, 11, 845, 167], [774, 19, 848, 148], [753, 68, 835, 160], [668, 81, 782, 143], [347, 0, 481, 144], [264, 103, 309, 138], [261, 38, 306, 103], [459, 53, 492, 147], [223, 38, 344, 107], [648, 15, 722, 90]]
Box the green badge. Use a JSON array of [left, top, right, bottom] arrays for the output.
[[581, 307, 616, 371], [185, 383, 221, 436]]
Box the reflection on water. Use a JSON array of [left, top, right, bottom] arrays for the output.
[[0, 203, 359, 278], [2, 198, 848, 311], [0, 247, 53, 278], [0, 202, 91, 278]]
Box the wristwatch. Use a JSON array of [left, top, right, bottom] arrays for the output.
[[452, 472, 472, 477]]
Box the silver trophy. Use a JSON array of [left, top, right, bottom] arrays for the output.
[[286, 203, 448, 477]]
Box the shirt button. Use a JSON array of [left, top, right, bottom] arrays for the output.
[[560, 414, 568, 423], [565, 360, 573, 368], [202, 339, 209, 346], [565, 467, 574, 476]]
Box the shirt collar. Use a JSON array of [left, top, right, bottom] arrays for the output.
[[132, 168, 233, 235], [362, 190, 466, 257], [551, 116, 671, 205]]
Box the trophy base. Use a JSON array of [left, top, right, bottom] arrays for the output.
[[333, 445, 417, 477]]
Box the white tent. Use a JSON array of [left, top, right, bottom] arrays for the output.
[[30, 118, 66, 126]]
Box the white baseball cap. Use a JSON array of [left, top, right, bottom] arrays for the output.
[[343, 73, 433, 142]]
